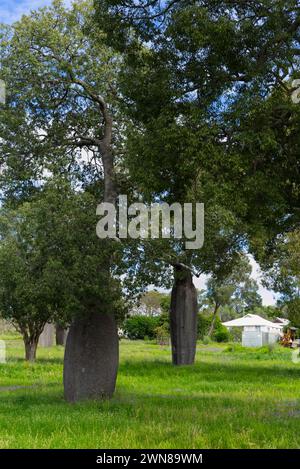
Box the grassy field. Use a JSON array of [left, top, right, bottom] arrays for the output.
[[0, 335, 300, 449]]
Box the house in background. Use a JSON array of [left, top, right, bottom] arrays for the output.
[[222, 314, 286, 347]]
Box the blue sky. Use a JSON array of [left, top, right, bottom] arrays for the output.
[[0, 1, 278, 306], [0, 0, 71, 24]]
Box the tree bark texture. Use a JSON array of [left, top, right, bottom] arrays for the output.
[[64, 312, 119, 402]]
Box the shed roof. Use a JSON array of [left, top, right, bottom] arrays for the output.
[[222, 314, 282, 329]]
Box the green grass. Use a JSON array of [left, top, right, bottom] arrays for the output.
[[0, 336, 300, 449]]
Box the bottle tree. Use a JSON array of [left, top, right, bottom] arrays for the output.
[[0, 0, 126, 400]]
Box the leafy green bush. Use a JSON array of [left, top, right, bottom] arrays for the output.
[[123, 315, 160, 340], [213, 325, 230, 343], [124, 312, 230, 342], [198, 314, 229, 342]]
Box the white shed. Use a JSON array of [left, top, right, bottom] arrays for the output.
[[222, 314, 284, 347]]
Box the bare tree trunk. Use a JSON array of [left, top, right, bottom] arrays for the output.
[[208, 303, 220, 337], [63, 100, 119, 402], [101, 144, 117, 204], [170, 265, 198, 365], [24, 338, 38, 362]]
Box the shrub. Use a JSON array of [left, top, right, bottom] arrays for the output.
[[123, 315, 160, 340], [213, 325, 230, 343], [198, 314, 229, 341], [124, 312, 230, 342]]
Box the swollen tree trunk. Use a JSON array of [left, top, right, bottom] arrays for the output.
[[63, 312, 119, 402], [170, 265, 198, 365], [63, 93, 119, 402], [24, 338, 38, 362], [208, 303, 220, 337]]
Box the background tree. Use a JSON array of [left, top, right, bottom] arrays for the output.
[[231, 278, 262, 315], [130, 290, 169, 316], [202, 254, 260, 335], [262, 229, 300, 326]]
